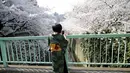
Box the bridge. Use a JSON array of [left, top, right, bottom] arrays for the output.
[[0, 34, 130, 73]]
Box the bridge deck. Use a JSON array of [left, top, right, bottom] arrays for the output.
[[0, 65, 130, 73]]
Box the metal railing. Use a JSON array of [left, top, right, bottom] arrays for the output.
[[0, 34, 130, 67], [67, 34, 130, 67], [0, 36, 51, 67]]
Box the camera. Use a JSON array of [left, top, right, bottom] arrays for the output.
[[62, 30, 64, 35]]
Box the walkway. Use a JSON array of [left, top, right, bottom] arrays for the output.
[[0, 65, 130, 73]]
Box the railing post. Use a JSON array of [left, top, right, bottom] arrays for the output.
[[65, 47, 68, 67], [65, 47, 70, 73], [0, 40, 8, 67], [65, 39, 71, 71]]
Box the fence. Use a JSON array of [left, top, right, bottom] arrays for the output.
[[0, 34, 130, 67]]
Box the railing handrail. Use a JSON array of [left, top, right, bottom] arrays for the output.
[[67, 33, 130, 38], [0, 33, 130, 40], [0, 36, 48, 40]]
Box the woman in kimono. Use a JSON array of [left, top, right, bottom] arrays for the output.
[[49, 23, 68, 73]]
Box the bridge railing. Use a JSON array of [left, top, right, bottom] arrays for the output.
[[66, 34, 130, 67], [0, 36, 51, 67], [0, 34, 130, 67]]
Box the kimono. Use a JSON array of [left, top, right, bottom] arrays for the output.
[[49, 34, 68, 73]]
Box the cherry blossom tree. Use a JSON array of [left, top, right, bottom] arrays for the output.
[[63, 0, 130, 34], [0, 0, 57, 37]]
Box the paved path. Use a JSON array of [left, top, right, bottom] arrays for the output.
[[0, 65, 130, 73]]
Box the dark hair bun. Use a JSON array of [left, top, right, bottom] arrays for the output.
[[52, 23, 62, 33]]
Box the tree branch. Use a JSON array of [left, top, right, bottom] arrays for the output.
[[99, 0, 114, 9], [4, 21, 28, 37]]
